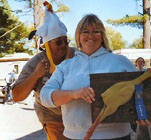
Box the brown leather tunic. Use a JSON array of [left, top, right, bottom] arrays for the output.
[[13, 48, 76, 123]]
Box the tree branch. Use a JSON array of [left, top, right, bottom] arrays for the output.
[[0, 23, 23, 39]]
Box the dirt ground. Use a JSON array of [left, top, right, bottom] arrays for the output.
[[0, 102, 47, 140]]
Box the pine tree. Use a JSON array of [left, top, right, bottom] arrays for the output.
[[0, 0, 34, 57], [107, 0, 150, 49]]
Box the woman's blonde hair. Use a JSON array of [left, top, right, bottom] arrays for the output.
[[75, 14, 111, 51]]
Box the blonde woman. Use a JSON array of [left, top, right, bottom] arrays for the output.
[[40, 14, 149, 139]]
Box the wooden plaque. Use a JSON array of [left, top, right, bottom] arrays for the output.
[[90, 71, 151, 123]]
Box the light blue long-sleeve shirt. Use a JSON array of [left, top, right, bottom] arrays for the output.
[[40, 47, 137, 139]]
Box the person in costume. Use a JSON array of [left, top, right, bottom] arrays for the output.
[[12, 1, 76, 140]]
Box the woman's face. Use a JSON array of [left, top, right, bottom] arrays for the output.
[[80, 24, 103, 56], [136, 58, 145, 69]]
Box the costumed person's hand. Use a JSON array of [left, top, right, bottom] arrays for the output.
[[73, 87, 95, 103], [136, 119, 151, 126], [34, 57, 49, 78]]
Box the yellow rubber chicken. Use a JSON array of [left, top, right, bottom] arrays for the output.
[[84, 69, 151, 140]]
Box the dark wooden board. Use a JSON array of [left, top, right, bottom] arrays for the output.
[[90, 71, 151, 123]]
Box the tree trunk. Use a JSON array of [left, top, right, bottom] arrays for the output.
[[143, 0, 150, 49], [34, 0, 44, 29]]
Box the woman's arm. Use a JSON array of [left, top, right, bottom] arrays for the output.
[[52, 87, 95, 107], [40, 65, 95, 107]]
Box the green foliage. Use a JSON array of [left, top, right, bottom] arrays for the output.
[[0, 0, 35, 57], [107, 15, 149, 29], [106, 27, 126, 50], [129, 38, 143, 49]]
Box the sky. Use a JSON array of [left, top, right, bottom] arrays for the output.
[[8, 0, 144, 46]]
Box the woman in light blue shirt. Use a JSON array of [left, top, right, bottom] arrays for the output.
[[40, 14, 148, 140]]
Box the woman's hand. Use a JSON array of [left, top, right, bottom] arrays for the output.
[[136, 119, 151, 126], [73, 87, 95, 103]]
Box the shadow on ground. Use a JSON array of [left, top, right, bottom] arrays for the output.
[[16, 129, 47, 140]]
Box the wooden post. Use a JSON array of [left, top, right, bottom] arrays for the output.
[[34, 0, 44, 29], [143, 0, 150, 49], [143, 0, 150, 67]]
